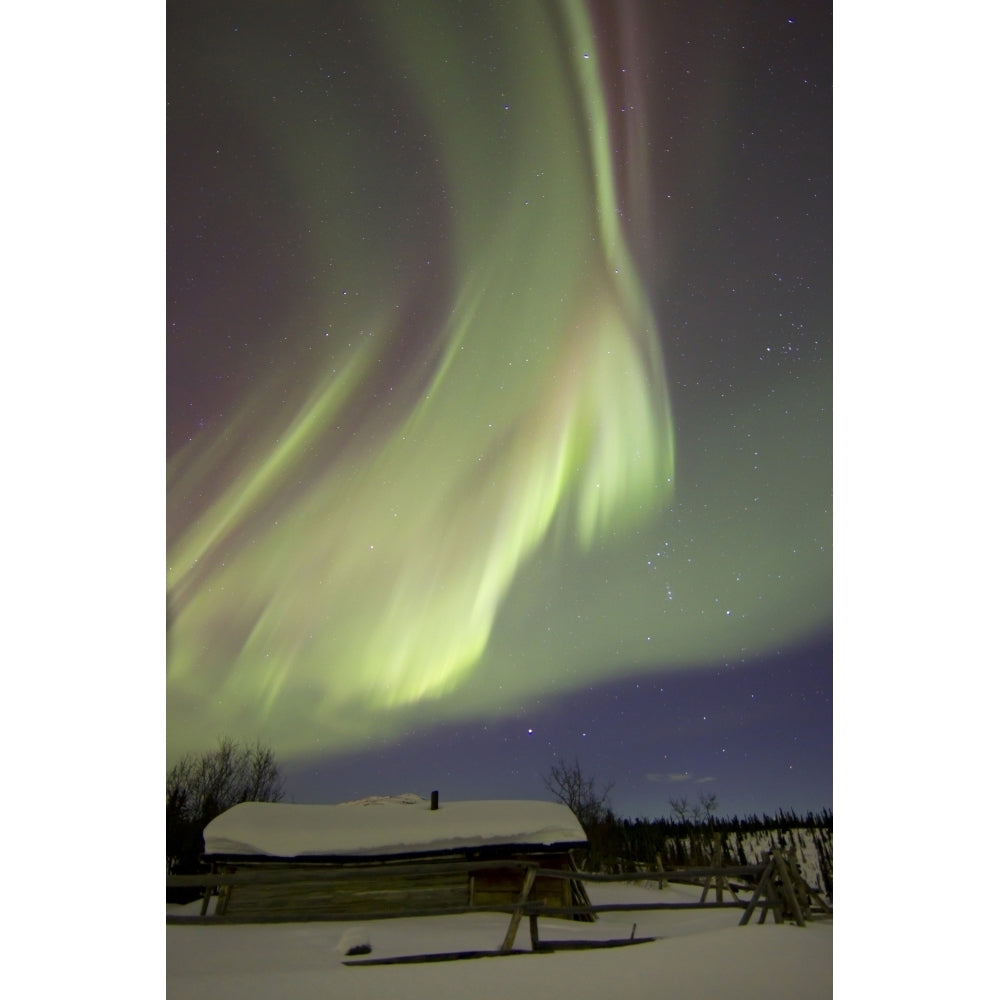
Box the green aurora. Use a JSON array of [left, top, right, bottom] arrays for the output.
[[167, 1, 831, 762]]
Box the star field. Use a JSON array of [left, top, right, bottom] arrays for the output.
[[167, 0, 831, 818]]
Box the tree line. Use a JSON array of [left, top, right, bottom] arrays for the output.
[[167, 743, 831, 896], [543, 757, 831, 872]]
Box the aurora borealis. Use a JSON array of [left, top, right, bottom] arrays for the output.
[[168, 0, 831, 817]]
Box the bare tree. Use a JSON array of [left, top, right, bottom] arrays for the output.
[[543, 756, 613, 828], [167, 737, 285, 881], [669, 790, 718, 824], [667, 790, 720, 865], [694, 791, 718, 823], [668, 795, 691, 823]]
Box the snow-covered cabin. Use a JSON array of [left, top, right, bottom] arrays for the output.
[[201, 794, 594, 921]]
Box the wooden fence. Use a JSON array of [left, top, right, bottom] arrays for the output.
[[167, 850, 830, 962]]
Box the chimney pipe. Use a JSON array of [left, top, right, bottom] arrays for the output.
[[430, 790, 439, 811]]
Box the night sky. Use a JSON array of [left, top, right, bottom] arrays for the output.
[[167, 0, 831, 821]]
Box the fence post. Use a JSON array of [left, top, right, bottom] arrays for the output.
[[771, 851, 806, 927], [499, 864, 538, 953], [699, 834, 724, 904], [739, 858, 775, 926]]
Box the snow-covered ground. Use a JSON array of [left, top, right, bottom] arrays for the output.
[[167, 879, 832, 999]]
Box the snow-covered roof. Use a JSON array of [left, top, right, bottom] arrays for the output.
[[202, 794, 588, 859]]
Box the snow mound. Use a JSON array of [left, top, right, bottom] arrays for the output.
[[340, 793, 426, 807], [336, 926, 372, 956]]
